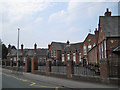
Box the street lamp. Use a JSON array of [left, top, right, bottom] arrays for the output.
[[17, 28, 20, 70]]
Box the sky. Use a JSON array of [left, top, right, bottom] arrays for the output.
[[0, 0, 119, 49]]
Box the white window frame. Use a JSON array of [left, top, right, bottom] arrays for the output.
[[88, 45, 92, 51], [73, 53, 76, 62], [101, 42, 103, 59], [79, 53, 81, 62], [93, 43, 96, 47], [62, 54, 64, 62], [67, 54, 70, 60], [104, 40, 107, 58], [83, 45, 87, 55], [99, 44, 101, 60], [54, 50, 56, 57], [14, 57, 16, 61], [23, 57, 26, 63]]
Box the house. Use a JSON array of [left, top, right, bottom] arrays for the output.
[[7, 43, 48, 66], [48, 42, 66, 65], [88, 8, 120, 77], [79, 33, 97, 66], [61, 40, 82, 65]]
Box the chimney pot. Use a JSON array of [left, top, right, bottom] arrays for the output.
[[34, 43, 37, 53], [104, 8, 111, 16]]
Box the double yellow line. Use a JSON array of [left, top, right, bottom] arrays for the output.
[[2, 73, 59, 89]]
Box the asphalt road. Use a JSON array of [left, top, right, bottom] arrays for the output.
[[2, 69, 72, 90], [1, 68, 118, 90]]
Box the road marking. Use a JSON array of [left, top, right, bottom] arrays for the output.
[[29, 82, 36, 86], [3, 72, 59, 89], [55, 87, 58, 90]]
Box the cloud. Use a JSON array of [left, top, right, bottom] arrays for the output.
[[1, 0, 51, 23], [48, 1, 117, 24], [34, 17, 43, 23]]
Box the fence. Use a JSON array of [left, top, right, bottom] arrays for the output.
[[74, 66, 100, 76], [38, 66, 46, 72], [109, 58, 120, 78], [51, 66, 66, 74]]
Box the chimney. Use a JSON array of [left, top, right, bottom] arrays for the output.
[[67, 40, 70, 45], [66, 40, 70, 47], [94, 28, 99, 44], [8, 44, 11, 53], [34, 43, 37, 53], [48, 44, 51, 50], [104, 8, 111, 16], [21, 44, 23, 53]]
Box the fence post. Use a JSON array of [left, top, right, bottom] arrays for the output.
[[31, 56, 38, 73], [100, 59, 109, 83], [46, 59, 51, 75], [67, 60, 74, 78]]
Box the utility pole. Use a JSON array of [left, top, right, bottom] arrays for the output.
[[17, 28, 20, 69]]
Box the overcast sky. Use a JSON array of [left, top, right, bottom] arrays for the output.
[[0, 0, 119, 48]]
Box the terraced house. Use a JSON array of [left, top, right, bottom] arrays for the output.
[[7, 43, 48, 66]]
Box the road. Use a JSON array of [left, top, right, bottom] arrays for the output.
[[1, 68, 118, 90]]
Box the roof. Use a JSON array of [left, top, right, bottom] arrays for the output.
[[100, 16, 120, 37], [7, 48, 48, 57], [70, 42, 83, 50], [52, 42, 66, 50]]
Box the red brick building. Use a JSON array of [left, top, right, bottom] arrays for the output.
[[61, 41, 82, 65], [48, 42, 66, 65], [7, 43, 48, 66], [79, 33, 97, 65], [88, 8, 120, 77]]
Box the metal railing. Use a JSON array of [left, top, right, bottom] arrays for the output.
[[38, 66, 46, 72]]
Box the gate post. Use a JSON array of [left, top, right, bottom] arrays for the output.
[[25, 57, 31, 72], [10, 60, 13, 67], [46, 59, 51, 75], [31, 56, 38, 73], [67, 60, 74, 78], [100, 59, 109, 83]]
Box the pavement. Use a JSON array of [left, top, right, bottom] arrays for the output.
[[2, 68, 118, 89]]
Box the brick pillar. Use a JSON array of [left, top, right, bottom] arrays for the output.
[[46, 59, 51, 75], [10, 60, 13, 67], [100, 59, 109, 83], [31, 56, 38, 73], [67, 60, 74, 78], [25, 57, 31, 72]]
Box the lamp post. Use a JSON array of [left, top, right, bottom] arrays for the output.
[[17, 28, 20, 70]]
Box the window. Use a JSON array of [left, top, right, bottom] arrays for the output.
[[23, 57, 25, 62], [14, 57, 16, 61], [101, 42, 103, 59], [83, 45, 87, 55], [67, 54, 70, 60], [62, 54, 64, 62], [79, 53, 81, 62], [54, 50, 56, 57], [104, 40, 106, 58], [88, 45, 92, 51], [93, 43, 96, 47], [99, 44, 101, 60], [40, 57, 42, 61], [73, 53, 76, 62], [88, 39, 91, 42]]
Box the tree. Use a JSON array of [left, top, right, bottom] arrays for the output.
[[2, 44, 8, 59]]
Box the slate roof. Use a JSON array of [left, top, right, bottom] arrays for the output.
[[52, 42, 66, 50], [7, 48, 48, 57], [100, 16, 120, 37], [70, 42, 83, 50], [52, 42, 83, 51]]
